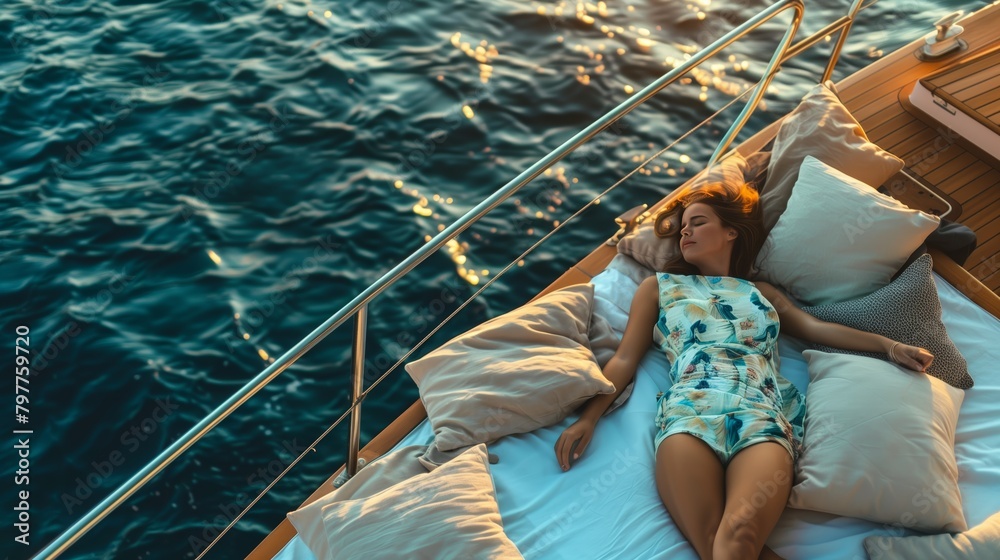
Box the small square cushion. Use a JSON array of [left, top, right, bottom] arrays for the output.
[[753, 155, 940, 306], [802, 253, 973, 389], [320, 444, 522, 559], [759, 82, 904, 234], [405, 283, 616, 452], [864, 511, 1000, 560], [790, 350, 967, 534]]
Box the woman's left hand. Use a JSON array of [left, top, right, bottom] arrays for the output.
[[890, 342, 934, 372]]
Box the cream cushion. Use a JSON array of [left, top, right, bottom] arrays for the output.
[[864, 511, 1000, 559], [405, 283, 616, 452], [287, 445, 430, 560], [320, 444, 522, 559], [759, 82, 904, 234], [753, 156, 939, 306], [790, 350, 967, 533]]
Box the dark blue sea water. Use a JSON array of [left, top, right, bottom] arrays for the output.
[[1, 0, 988, 558]]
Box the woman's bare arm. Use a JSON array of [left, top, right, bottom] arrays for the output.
[[577, 275, 660, 424], [755, 281, 933, 372], [556, 276, 660, 470]]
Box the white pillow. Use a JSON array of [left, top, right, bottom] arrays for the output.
[[321, 444, 523, 559], [287, 445, 430, 560], [790, 350, 967, 533], [753, 155, 939, 306], [865, 511, 1000, 559]]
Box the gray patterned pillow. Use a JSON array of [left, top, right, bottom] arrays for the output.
[[801, 254, 972, 389]]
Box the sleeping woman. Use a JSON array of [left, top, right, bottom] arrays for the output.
[[553, 181, 934, 560]]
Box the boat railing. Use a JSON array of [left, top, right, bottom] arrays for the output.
[[35, 0, 882, 557]]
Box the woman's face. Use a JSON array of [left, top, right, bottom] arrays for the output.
[[679, 202, 737, 266]]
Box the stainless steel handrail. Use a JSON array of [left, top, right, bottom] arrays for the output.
[[706, 0, 803, 165], [712, 0, 873, 165], [35, 0, 876, 556], [822, 0, 866, 83]]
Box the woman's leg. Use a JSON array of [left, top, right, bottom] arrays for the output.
[[655, 433, 726, 559], [713, 441, 793, 560]]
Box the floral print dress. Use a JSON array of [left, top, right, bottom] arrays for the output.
[[652, 273, 805, 463]]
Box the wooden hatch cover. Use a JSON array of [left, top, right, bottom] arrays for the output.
[[908, 43, 1000, 164]]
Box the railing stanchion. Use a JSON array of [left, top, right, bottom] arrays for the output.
[[822, 0, 867, 83], [348, 305, 367, 477]]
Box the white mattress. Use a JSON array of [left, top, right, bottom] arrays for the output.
[[275, 257, 1000, 559]]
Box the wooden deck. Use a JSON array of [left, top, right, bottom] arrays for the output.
[[836, 5, 1000, 295]]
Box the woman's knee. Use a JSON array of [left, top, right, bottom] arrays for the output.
[[714, 514, 763, 559]]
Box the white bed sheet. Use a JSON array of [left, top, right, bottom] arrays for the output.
[[274, 259, 1000, 560]]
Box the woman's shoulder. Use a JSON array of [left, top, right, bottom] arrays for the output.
[[654, 271, 770, 292], [749, 279, 778, 302], [653, 272, 699, 292], [640, 274, 661, 290], [654, 271, 695, 282]]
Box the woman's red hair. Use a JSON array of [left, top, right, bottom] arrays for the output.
[[651, 181, 764, 279]]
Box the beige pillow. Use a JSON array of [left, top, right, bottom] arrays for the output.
[[320, 444, 523, 559], [790, 350, 967, 533], [760, 82, 904, 234], [405, 283, 616, 452], [287, 445, 430, 560], [864, 511, 1000, 559], [753, 156, 939, 306], [616, 151, 752, 272]]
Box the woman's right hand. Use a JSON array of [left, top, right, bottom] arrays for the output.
[[555, 417, 596, 472]]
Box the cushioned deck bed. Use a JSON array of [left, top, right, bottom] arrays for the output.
[[273, 253, 1000, 560]]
